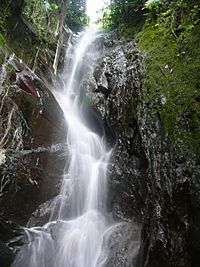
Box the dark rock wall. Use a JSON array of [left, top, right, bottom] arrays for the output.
[[83, 32, 147, 265], [0, 52, 67, 229], [86, 31, 199, 267], [86, 32, 147, 223], [137, 112, 195, 267]]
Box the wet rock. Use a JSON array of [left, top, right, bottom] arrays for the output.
[[0, 217, 22, 243], [86, 30, 199, 267], [27, 197, 59, 227], [0, 240, 13, 267], [0, 56, 67, 226], [93, 60, 110, 97], [98, 223, 140, 267], [0, 217, 23, 267], [86, 32, 147, 225], [81, 105, 105, 136], [78, 31, 147, 266], [135, 97, 196, 267]]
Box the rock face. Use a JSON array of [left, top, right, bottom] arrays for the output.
[[0, 28, 199, 267], [0, 218, 22, 267], [0, 240, 13, 267], [84, 31, 200, 267], [86, 32, 147, 266], [0, 49, 67, 264], [136, 113, 195, 267]]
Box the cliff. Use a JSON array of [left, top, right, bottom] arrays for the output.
[[0, 1, 200, 266]]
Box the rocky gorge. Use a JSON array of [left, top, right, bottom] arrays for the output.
[[87, 31, 200, 266], [0, 9, 200, 267]]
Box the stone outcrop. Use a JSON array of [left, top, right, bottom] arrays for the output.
[[86, 32, 147, 224], [0, 53, 67, 225], [0, 50, 67, 264], [84, 31, 200, 267]]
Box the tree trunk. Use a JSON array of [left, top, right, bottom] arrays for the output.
[[53, 0, 69, 75]]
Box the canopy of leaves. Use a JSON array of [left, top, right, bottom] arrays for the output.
[[101, 0, 200, 32], [101, 0, 146, 29], [22, 0, 60, 39], [22, 0, 88, 37], [0, 0, 89, 66], [66, 0, 89, 31]]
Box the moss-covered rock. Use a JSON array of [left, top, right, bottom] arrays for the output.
[[134, 5, 200, 267], [137, 5, 200, 159]]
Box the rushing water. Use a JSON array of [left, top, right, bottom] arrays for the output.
[[11, 28, 115, 267]]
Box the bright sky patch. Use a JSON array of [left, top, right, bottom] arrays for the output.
[[87, 0, 110, 24]]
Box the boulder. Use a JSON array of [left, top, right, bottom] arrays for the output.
[[0, 54, 67, 226]]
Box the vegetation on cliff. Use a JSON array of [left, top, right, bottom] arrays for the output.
[[102, 0, 200, 157], [0, 0, 88, 69], [0, 1, 200, 267], [138, 1, 200, 156]]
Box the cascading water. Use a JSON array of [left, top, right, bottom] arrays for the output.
[[11, 28, 115, 267]]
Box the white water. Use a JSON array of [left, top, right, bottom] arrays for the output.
[[11, 28, 114, 267]]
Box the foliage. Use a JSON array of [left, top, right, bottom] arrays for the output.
[[100, 0, 146, 29], [137, 1, 200, 156], [145, 0, 200, 33], [23, 0, 59, 39], [22, 0, 88, 36], [0, 34, 6, 49], [0, 0, 89, 67], [66, 0, 89, 31], [0, 0, 60, 66]]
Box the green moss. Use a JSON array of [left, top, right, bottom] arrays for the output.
[[137, 15, 200, 157], [0, 3, 55, 69], [0, 33, 6, 48], [0, 48, 5, 66]]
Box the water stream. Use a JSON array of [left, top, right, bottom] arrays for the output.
[[11, 27, 115, 267]]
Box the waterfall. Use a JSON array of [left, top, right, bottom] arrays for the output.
[[11, 27, 114, 267]]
